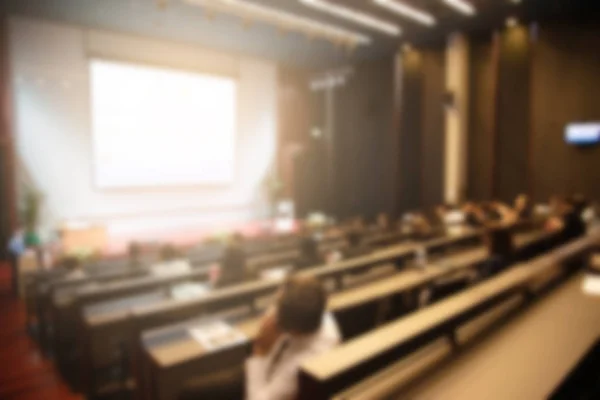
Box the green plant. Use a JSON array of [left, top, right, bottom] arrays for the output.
[[20, 188, 41, 236]]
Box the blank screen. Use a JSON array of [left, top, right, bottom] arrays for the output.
[[90, 59, 237, 188]]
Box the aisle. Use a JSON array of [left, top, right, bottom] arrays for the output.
[[0, 263, 81, 400]]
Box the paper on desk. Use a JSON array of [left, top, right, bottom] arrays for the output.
[[170, 282, 210, 300], [189, 321, 247, 351], [260, 266, 290, 281], [151, 259, 192, 277]]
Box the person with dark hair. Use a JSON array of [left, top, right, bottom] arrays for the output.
[[159, 243, 179, 261], [179, 276, 341, 400], [561, 196, 587, 243], [372, 212, 392, 232], [217, 233, 247, 287], [480, 224, 515, 278], [514, 193, 533, 220], [410, 213, 435, 241], [342, 230, 371, 259], [127, 241, 143, 268], [463, 202, 487, 228], [246, 276, 341, 399], [294, 234, 322, 271]]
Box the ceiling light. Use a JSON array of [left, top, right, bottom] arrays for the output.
[[300, 0, 401, 36], [441, 0, 476, 16], [373, 0, 436, 27], [510, 0, 522, 4], [506, 16, 518, 27], [184, 0, 371, 46]]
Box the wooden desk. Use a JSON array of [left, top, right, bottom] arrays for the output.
[[298, 233, 598, 399], [139, 247, 489, 400], [397, 272, 600, 400], [85, 229, 534, 398]]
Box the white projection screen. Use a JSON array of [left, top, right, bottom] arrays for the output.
[[90, 59, 237, 188]]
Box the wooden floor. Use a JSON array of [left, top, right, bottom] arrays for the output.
[[0, 264, 82, 400]]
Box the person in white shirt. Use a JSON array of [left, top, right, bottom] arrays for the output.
[[246, 276, 341, 400], [179, 276, 341, 400]]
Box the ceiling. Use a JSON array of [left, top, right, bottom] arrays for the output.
[[2, 0, 599, 69]]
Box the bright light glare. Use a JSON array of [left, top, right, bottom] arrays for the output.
[[441, 0, 476, 16], [299, 0, 401, 36], [373, 0, 436, 27], [90, 59, 237, 188]]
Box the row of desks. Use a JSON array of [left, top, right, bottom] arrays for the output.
[[136, 230, 551, 400], [397, 271, 600, 399], [45, 232, 354, 358], [58, 227, 436, 393], [300, 232, 600, 399], [74, 227, 481, 396]]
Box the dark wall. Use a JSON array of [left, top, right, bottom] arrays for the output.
[[531, 23, 600, 201], [292, 57, 398, 220], [467, 22, 600, 203], [468, 36, 497, 201], [331, 57, 397, 220], [397, 48, 446, 213], [494, 26, 532, 201], [397, 51, 423, 213], [420, 50, 446, 209]]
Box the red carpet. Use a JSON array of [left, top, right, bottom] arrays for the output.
[[0, 264, 81, 400]]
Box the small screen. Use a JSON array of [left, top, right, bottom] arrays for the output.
[[565, 123, 600, 145]]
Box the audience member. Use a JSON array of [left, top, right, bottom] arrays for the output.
[[217, 233, 247, 287], [480, 224, 515, 278], [342, 230, 371, 259], [372, 212, 392, 233], [463, 202, 487, 228], [179, 276, 341, 400], [127, 241, 143, 268], [545, 196, 587, 243], [411, 213, 436, 240], [159, 244, 180, 261], [294, 234, 322, 271], [514, 193, 533, 219]]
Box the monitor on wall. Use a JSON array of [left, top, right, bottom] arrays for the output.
[[565, 123, 600, 146]]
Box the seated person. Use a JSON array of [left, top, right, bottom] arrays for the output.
[[410, 213, 436, 241], [346, 216, 367, 235], [294, 234, 323, 271], [562, 196, 588, 242], [434, 204, 450, 225], [545, 196, 587, 242], [217, 233, 247, 287], [342, 230, 372, 259], [63, 255, 84, 278], [514, 193, 533, 220], [463, 202, 488, 228], [127, 241, 143, 268], [480, 224, 515, 278], [372, 212, 392, 233], [179, 276, 341, 400], [159, 243, 180, 262]]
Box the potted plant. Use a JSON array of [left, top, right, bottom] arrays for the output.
[[262, 171, 284, 219], [20, 188, 42, 248]]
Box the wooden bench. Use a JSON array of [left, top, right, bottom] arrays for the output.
[[134, 230, 550, 400], [74, 229, 479, 396], [298, 233, 599, 400]]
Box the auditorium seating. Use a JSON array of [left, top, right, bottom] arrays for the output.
[[298, 232, 599, 400], [16, 216, 577, 400], [131, 230, 548, 400]]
